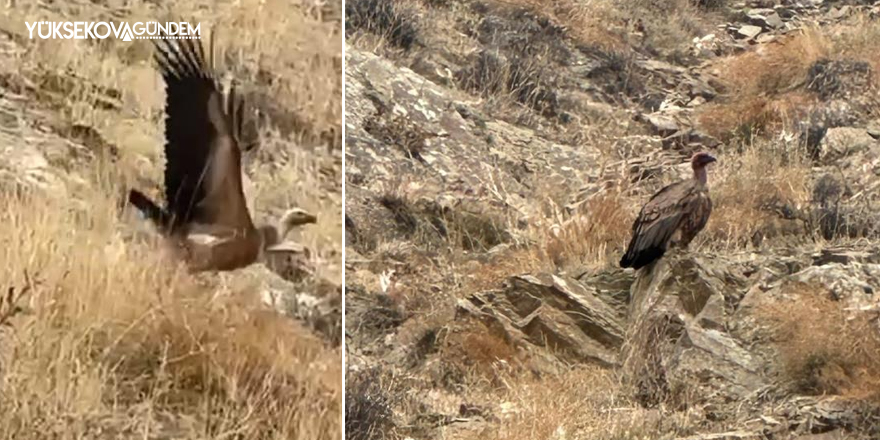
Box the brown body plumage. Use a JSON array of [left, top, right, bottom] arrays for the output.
[[619, 152, 716, 270], [128, 35, 315, 272]]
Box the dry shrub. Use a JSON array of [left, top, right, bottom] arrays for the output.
[[727, 27, 830, 95], [453, 5, 574, 120], [0, 181, 340, 438], [500, 0, 625, 51], [831, 13, 880, 84], [456, 367, 696, 440], [702, 141, 812, 248], [502, 0, 716, 58], [697, 92, 816, 141], [374, 188, 511, 254], [345, 369, 400, 440], [699, 15, 880, 140], [754, 283, 880, 399], [440, 320, 520, 382], [697, 28, 830, 139], [457, 47, 564, 119], [539, 189, 634, 272], [346, 0, 420, 50], [460, 247, 550, 294], [618, 0, 718, 61]]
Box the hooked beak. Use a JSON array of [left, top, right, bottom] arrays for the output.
[[286, 211, 317, 227], [301, 213, 318, 224]]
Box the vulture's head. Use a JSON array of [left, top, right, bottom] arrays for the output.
[[257, 208, 316, 271], [280, 208, 318, 231], [256, 208, 317, 250], [690, 152, 717, 169]]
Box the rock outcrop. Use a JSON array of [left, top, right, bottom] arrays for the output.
[[345, 0, 880, 437]]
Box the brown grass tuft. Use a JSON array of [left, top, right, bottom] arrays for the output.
[[0, 0, 342, 437], [499, 0, 625, 51], [0, 186, 341, 439], [455, 366, 699, 440], [701, 141, 812, 248], [540, 189, 634, 272], [441, 320, 520, 382], [697, 28, 830, 139], [755, 283, 880, 400]]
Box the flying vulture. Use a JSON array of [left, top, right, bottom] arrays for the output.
[[619, 152, 716, 270], [127, 35, 316, 272]]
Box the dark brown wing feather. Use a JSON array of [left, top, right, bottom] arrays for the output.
[[153, 36, 254, 232], [620, 179, 710, 269]]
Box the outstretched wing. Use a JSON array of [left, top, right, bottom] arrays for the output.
[[620, 180, 698, 269], [153, 34, 254, 232]]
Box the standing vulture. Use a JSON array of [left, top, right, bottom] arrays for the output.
[[128, 35, 316, 272], [619, 152, 716, 270]]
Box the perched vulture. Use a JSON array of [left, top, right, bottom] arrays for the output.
[[128, 36, 316, 272], [619, 152, 716, 270]]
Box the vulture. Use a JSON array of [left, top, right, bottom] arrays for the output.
[[619, 152, 716, 270], [128, 35, 316, 272]]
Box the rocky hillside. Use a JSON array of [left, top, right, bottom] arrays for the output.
[[344, 0, 880, 439], [0, 0, 342, 438]]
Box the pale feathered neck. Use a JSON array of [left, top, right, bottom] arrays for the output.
[[693, 165, 708, 186]]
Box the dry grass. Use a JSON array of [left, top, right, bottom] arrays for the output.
[[0, 185, 341, 439], [346, 0, 420, 52], [0, 0, 342, 437], [698, 17, 880, 140], [455, 367, 699, 440], [501, 0, 716, 57], [539, 189, 634, 272], [697, 27, 830, 139], [439, 320, 521, 383], [701, 140, 813, 248], [499, 0, 625, 51], [345, 368, 400, 440], [829, 13, 880, 86], [697, 92, 818, 142], [755, 283, 880, 400], [3, 0, 341, 150]]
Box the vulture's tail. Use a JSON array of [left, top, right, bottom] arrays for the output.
[[128, 190, 171, 230], [619, 246, 665, 270]]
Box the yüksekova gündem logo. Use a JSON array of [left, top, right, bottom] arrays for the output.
[[25, 21, 201, 42]]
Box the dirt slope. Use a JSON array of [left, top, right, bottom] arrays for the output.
[[0, 0, 342, 438], [344, 1, 880, 439]]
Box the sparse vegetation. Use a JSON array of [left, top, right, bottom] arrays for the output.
[[756, 283, 880, 400], [702, 139, 813, 248], [539, 189, 634, 272], [0, 0, 342, 437], [697, 20, 880, 141], [345, 369, 400, 440], [0, 188, 341, 439], [346, 0, 421, 50], [347, 0, 880, 438]]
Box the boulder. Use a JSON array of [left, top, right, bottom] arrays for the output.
[[818, 127, 877, 163], [624, 254, 766, 408], [747, 10, 784, 29], [737, 25, 763, 39], [460, 273, 628, 368], [241, 265, 342, 345]]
